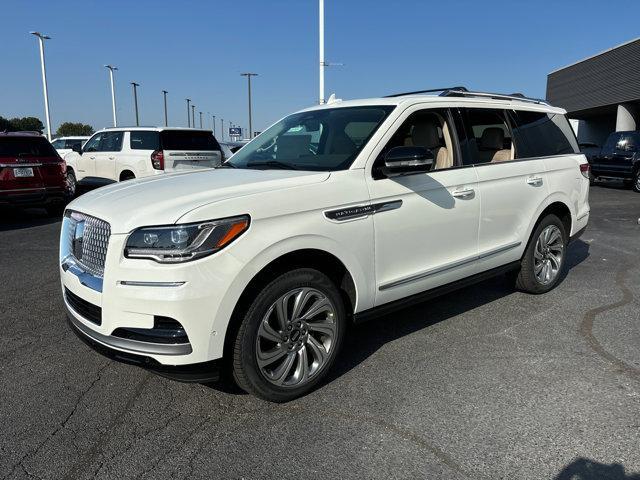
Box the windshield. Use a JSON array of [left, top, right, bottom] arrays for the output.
[[227, 106, 395, 171]]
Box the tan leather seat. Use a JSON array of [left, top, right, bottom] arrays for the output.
[[478, 128, 511, 163], [406, 121, 450, 169]]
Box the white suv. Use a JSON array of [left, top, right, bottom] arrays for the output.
[[60, 88, 590, 402], [63, 127, 223, 190], [51, 136, 89, 157]]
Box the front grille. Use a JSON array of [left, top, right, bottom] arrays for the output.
[[65, 211, 111, 277], [65, 287, 102, 325]]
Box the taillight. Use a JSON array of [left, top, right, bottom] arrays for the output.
[[579, 162, 590, 179], [151, 150, 164, 170]]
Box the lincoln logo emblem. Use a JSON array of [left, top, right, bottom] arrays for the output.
[[73, 221, 85, 260]]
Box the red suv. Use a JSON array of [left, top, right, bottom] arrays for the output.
[[0, 132, 72, 214]]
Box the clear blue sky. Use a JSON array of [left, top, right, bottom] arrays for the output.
[[1, 0, 638, 134]]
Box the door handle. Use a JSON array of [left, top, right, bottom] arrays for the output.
[[527, 176, 543, 186], [89, 156, 96, 160], [108, 156, 115, 160], [452, 188, 475, 199]]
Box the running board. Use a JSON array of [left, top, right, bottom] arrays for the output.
[[353, 261, 521, 324]]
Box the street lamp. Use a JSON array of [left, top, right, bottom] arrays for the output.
[[131, 82, 140, 126], [240, 73, 258, 138], [199, 111, 203, 128], [104, 65, 118, 127], [186, 98, 191, 127], [220, 118, 224, 141], [212, 115, 216, 136], [29, 31, 52, 140], [162, 90, 168, 126], [317, 1, 343, 104], [191, 104, 196, 128]]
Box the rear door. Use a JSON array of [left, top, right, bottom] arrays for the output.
[[456, 107, 551, 272], [0, 136, 62, 193], [160, 130, 222, 171]]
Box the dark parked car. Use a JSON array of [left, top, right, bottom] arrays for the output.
[[0, 131, 73, 214], [589, 131, 640, 192]]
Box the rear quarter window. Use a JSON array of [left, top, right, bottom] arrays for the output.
[[160, 130, 221, 151], [130, 131, 160, 150], [509, 110, 579, 158], [0, 137, 59, 157]]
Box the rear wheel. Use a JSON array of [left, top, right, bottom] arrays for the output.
[[232, 268, 346, 402], [66, 169, 77, 199], [515, 214, 567, 294]]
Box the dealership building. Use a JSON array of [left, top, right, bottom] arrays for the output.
[[546, 37, 640, 146]]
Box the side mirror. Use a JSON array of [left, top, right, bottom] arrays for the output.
[[383, 146, 434, 176], [71, 144, 82, 154]]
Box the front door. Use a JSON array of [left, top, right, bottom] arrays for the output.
[[76, 132, 103, 179], [365, 106, 480, 306], [94, 131, 123, 181]]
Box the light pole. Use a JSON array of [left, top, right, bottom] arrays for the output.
[[240, 73, 258, 138], [104, 65, 118, 127], [131, 82, 140, 126], [220, 118, 224, 141], [212, 115, 216, 136], [29, 31, 52, 140], [162, 90, 168, 126], [191, 105, 196, 128], [199, 111, 203, 128], [186, 98, 191, 127], [319, 0, 325, 104]]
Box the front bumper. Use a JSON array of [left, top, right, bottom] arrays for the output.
[[67, 313, 221, 383]]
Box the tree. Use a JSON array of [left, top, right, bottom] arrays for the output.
[[55, 122, 94, 137], [9, 116, 44, 133], [0, 116, 12, 132]]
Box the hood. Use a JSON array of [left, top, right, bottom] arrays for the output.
[[67, 168, 330, 233]]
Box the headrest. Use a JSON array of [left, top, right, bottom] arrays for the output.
[[479, 127, 505, 150], [411, 121, 441, 149]]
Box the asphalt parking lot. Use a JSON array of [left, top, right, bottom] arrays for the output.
[[1, 184, 639, 480]]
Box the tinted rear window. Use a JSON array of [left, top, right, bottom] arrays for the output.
[[130, 131, 160, 150], [160, 131, 220, 151], [0, 137, 58, 157], [509, 111, 579, 158]]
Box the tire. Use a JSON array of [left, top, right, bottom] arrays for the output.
[[66, 169, 77, 199], [232, 268, 346, 402], [515, 214, 567, 294], [632, 170, 640, 193], [588, 171, 596, 186]]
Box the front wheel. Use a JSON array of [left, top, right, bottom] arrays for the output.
[[232, 268, 346, 402], [515, 214, 567, 294], [66, 170, 77, 199], [633, 170, 640, 193]]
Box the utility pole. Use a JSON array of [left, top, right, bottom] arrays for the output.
[[186, 98, 191, 127], [220, 118, 224, 141], [240, 73, 258, 138], [162, 90, 168, 126], [29, 31, 52, 140], [131, 82, 140, 126], [212, 115, 216, 136], [199, 111, 203, 128], [104, 65, 118, 127], [191, 105, 196, 128]]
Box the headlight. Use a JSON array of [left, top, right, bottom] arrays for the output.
[[125, 215, 250, 263]]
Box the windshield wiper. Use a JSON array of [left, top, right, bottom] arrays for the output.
[[246, 160, 299, 170]]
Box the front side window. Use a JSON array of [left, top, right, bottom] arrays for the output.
[[509, 110, 578, 158], [227, 106, 395, 171], [458, 108, 514, 165], [83, 133, 102, 152], [65, 139, 83, 150], [130, 131, 160, 150], [51, 139, 64, 149], [374, 108, 455, 174], [99, 131, 124, 152]]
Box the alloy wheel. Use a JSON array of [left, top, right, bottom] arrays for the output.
[[255, 287, 337, 388], [533, 225, 564, 285]]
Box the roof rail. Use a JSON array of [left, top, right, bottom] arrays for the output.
[[384, 86, 468, 98], [441, 89, 549, 105]]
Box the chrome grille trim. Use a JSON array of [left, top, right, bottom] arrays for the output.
[[64, 211, 111, 278]]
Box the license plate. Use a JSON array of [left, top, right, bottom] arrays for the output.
[[14, 167, 34, 177]]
